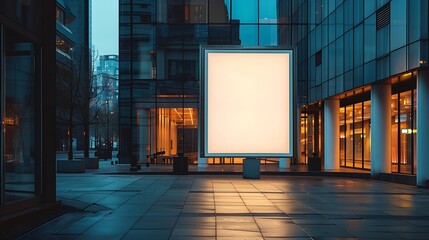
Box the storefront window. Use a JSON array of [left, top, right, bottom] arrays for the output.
[[391, 89, 416, 174], [339, 107, 346, 166], [363, 100, 371, 169], [345, 105, 353, 167], [340, 99, 371, 170]]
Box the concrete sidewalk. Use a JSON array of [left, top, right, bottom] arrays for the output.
[[18, 174, 429, 239]]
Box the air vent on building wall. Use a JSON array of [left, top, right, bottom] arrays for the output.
[[376, 3, 390, 31]]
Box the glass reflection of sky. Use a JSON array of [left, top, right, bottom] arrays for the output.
[[224, 0, 278, 46]]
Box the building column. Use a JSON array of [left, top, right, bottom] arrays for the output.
[[278, 158, 290, 169], [324, 99, 340, 170], [370, 84, 391, 177], [417, 70, 429, 187]]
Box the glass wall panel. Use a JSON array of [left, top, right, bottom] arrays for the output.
[[259, 25, 278, 46], [339, 107, 346, 166], [363, 100, 371, 169], [364, 0, 376, 19], [413, 89, 416, 174], [335, 36, 343, 76], [391, 88, 416, 175], [364, 15, 376, 63], [239, 25, 258, 46], [344, 0, 353, 31], [335, 4, 343, 38], [408, 0, 421, 42], [353, 24, 363, 67], [354, 103, 363, 168], [353, 0, 363, 25], [391, 93, 399, 172], [345, 105, 353, 167], [390, 0, 407, 51], [364, 60, 376, 84], [390, 47, 406, 76], [376, 26, 389, 57], [4, 30, 36, 203], [399, 90, 413, 174], [232, 0, 257, 23], [344, 30, 353, 71], [408, 41, 421, 70]]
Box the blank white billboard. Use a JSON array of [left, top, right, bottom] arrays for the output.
[[202, 48, 294, 157]]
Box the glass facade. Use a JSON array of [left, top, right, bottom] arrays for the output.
[[119, 0, 292, 165], [339, 97, 371, 170], [391, 79, 417, 174], [293, 0, 427, 173], [3, 29, 37, 203], [1, 0, 56, 214]]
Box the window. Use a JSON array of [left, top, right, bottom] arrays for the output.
[[168, 60, 196, 80], [316, 50, 322, 66]]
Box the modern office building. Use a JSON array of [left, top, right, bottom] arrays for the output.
[[119, 0, 429, 186], [55, 0, 91, 157], [119, 0, 241, 165], [290, 0, 429, 186], [0, 0, 57, 218]]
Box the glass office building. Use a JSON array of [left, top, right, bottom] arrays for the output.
[[291, 0, 429, 186], [0, 0, 56, 215], [119, 0, 429, 186], [118, 0, 292, 166]]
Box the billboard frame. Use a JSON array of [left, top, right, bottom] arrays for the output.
[[200, 46, 294, 158]]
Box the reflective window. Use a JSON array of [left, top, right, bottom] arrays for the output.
[[344, 30, 353, 71], [344, 0, 353, 31], [354, 23, 363, 67], [3, 29, 36, 203], [364, 15, 376, 63], [376, 25, 389, 57], [364, 0, 376, 19], [335, 36, 344, 76], [340, 100, 371, 170], [232, 0, 257, 23], [390, 0, 407, 50], [335, 4, 343, 38], [391, 89, 416, 174], [390, 47, 406, 76], [345, 105, 353, 167], [353, 0, 363, 25]]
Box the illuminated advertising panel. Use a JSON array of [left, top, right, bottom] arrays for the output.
[[201, 47, 294, 157]]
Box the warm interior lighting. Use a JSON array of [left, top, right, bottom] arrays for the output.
[[3, 116, 17, 125], [174, 108, 182, 119], [204, 49, 293, 157], [189, 108, 194, 125], [401, 129, 417, 134]]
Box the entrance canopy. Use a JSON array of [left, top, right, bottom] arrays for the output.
[[200, 47, 294, 158]]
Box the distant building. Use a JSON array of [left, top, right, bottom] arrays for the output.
[[93, 55, 119, 149]]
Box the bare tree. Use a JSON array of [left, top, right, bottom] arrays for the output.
[[56, 46, 104, 159]]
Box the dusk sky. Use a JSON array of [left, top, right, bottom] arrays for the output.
[[92, 0, 118, 56]]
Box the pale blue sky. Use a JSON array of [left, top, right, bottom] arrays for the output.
[[92, 0, 118, 56]]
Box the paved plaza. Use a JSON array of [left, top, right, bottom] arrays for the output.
[[16, 171, 429, 240]]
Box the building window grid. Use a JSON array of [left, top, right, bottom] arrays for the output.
[[392, 89, 416, 175], [340, 99, 370, 170]]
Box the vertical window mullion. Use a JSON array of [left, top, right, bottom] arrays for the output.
[[352, 104, 355, 168], [397, 92, 401, 173]]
